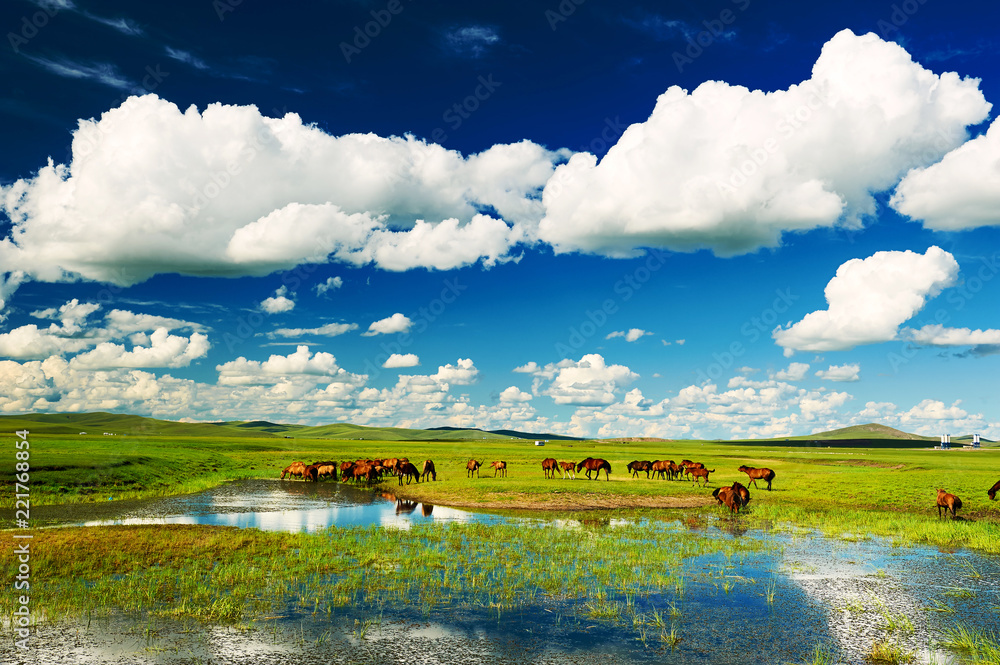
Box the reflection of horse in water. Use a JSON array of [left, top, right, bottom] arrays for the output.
[[395, 498, 418, 515], [421, 503, 434, 517]]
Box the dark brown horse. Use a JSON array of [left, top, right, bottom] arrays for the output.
[[712, 483, 744, 514], [559, 461, 576, 479], [731, 481, 750, 506], [542, 457, 558, 479], [738, 465, 775, 491], [466, 459, 483, 478], [577, 457, 611, 481], [650, 460, 672, 480], [491, 460, 508, 478], [988, 480, 1000, 501], [303, 464, 320, 482], [397, 461, 420, 485], [421, 459, 436, 482], [627, 460, 652, 478], [937, 489, 962, 518]]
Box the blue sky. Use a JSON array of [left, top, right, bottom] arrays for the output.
[[1, 0, 998, 439]]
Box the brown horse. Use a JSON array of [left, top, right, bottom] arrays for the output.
[[491, 460, 508, 478], [689, 467, 715, 486], [280, 461, 308, 480], [650, 460, 672, 480], [731, 481, 750, 506], [397, 461, 420, 485], [421, 460, 436, 482], [559, 461, 576, 479], [466, 459, 483, 478], [738, 465, 775, 491], [712, 484, 744, 514], [937, 489, 962, 518], [577, 457, 611, 481], [315, 463, 338, 481], [988, 480, 1000, 501], [303, 464, 320, 482], [542, 458, 558, 479], [627, 460, 652, 478]]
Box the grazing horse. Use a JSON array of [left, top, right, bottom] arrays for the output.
[[542, 458, 558, 479], [280, 461, 308, 480], [466, 459, 483, 478], [712, 483, 744, 514], [559, 461, 576, 479], [689, 467, 715, 486], [397, 461, 420, 485], [577, 457, 611, 481], [738, 465, 776, 491], [937, 489, 962, 518], [627, 460, 652, 478], [988, 480, 1000, 501], [491, 460, 508, 478], [421, 460, 436, 482], [303, 464, 320, 482], [731, 481, 751, 506]]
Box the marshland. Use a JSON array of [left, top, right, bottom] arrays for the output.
[[3, 422, 1000, 664]]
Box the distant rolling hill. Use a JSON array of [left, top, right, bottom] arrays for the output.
[[2, 414, 990, 446]]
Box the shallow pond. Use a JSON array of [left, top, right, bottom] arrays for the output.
[[31, 478, 506, 531]]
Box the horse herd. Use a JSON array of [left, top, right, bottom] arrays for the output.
[[279, 456, 998, 519], [280, 457, 436, 486]]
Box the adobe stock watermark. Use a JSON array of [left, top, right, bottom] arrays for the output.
[[672, 0, 751, 73], [545, 0, 586, 31], [340, 0, 415, 64], [877, 0, 930, 39], [12, 429, 33, 652], [426, 74, 503, 144], [222, 263, 321, 352], [694, 288, 798, 384], [67, 64, 171, 163], [715, 86, 839, 197], [361, 277, 468, 380], [555, 249, 668, 358], [7, 2, 64, 53], [887, 253, 1000, 372]]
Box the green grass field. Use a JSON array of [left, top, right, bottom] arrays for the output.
[[4, 423, 999, 551]]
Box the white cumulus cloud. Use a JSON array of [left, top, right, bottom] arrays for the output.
[[383, 353, 420, 368], [537, 29, 989, 258], [772, 362, 810, 381], [260, 286, 295, 314], [773, 246, 959, 354], [362, 313, 412, 336], [815, 363, 860, 382], [606, 328, 652, 342], [891, 118, 1000, 230], [0, 94, 568, 309]]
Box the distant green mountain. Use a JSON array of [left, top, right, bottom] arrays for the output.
[[0, 412, 277, 437], [793, 423, 933, 441]]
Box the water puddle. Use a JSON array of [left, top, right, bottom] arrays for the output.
[[30, 478, 506, 531]]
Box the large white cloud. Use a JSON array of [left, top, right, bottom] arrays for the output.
[[216, 345, 365, 386], [815, 363, 860, 382], [536, 354, 639, 406], [773, 246, 959, 354], [537, 29, 989, 257], [70, 329, 210, 369], [891, 118, 1000, 230], [0, 94, 567, 307]]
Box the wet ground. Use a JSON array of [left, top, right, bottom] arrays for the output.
[[7, 480, 1000, 664]]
